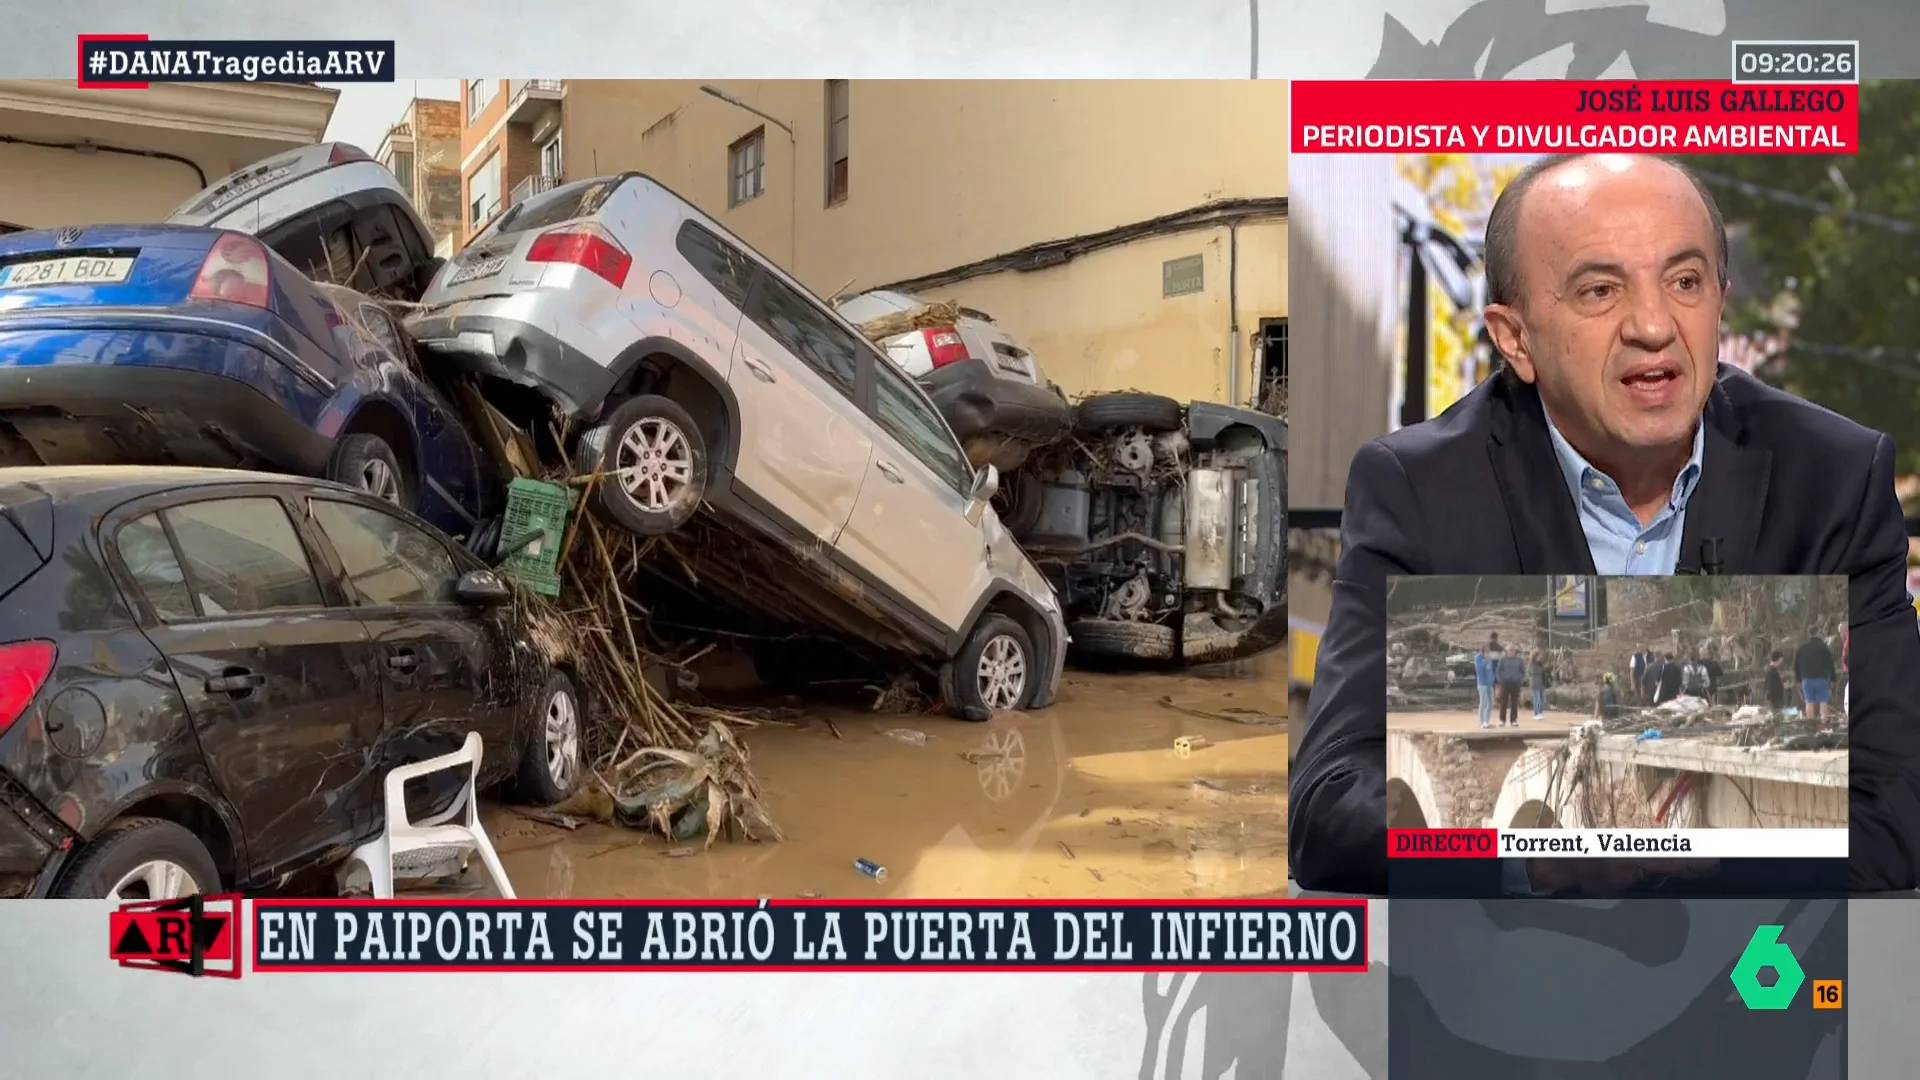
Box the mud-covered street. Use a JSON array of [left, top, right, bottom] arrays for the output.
[[479, 670, 1284, 900]]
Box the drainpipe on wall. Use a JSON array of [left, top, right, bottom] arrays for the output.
[[1227, 221, 1242, 406]]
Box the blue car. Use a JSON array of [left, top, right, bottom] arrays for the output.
[[0, 224, 500, 542]]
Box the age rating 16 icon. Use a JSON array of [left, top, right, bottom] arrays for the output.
[[1731, 925, 1841, 1010]]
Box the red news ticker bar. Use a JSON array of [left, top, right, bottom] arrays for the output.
[[1292, 81, 1859, 155], [1389, 827, 1498, 858], [77, 34, 150, 90]]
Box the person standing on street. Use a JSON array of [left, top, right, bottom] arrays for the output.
[[1702, 646, 1724, 705], [1681, 648, 1712, 700], [1840, 621, 1851, 714], [1795, 626, 1837, 720], [1643, 651, 1666, 705], [1475, 639, 1500, 729], [1595, 672, 1623, 720], [1656, 651, 1684, 705], [1630, 646, 1649, 704], [1496, 647, 1528, 726], [1529, 647, 1550, 719], [1764, 651, 1788, 714]]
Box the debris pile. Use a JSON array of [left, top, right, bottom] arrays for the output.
[[395, 303, 790, 849], [849, 299, 966, 342]]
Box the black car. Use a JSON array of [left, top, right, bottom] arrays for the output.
[[0, 466, 582, 900]]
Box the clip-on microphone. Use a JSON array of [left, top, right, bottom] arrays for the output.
[[1699, 537, 1724, 576]]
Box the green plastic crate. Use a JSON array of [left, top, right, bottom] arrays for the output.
[[498, 478, 574, 597]]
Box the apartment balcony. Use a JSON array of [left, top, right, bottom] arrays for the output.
[[507, 173, 561, 209], [506, 79, 563, 124]]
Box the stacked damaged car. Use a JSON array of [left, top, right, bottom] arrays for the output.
[[0, 142, 1281, 900], [835, 292, 1286, 669]]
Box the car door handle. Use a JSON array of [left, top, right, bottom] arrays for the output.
[[205, 670, 266, 695], [741, 358, 776, 383], [875, 460, 905, 484], [387, 649, 420, 672]]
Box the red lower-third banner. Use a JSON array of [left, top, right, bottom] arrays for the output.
[[1292, 81, 1858, 154]]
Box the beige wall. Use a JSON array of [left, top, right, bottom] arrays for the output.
[[914, 221, 1285, 404], [0, 110, 298, 227], [557, 79, 1288, 405]]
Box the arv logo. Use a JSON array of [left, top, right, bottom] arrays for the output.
[[1729, 924, 1804, 1009]]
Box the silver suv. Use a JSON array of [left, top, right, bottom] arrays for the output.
[[405, 174, 1065, 719]]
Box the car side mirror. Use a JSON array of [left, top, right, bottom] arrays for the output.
[[971, 464, 999, 504], [454, 569, 512, 606]]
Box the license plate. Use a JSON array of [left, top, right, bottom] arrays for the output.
[[447, 256, 508, 286], [992, 354, 1029, 376], [0, 256, 134, 288], [206, 165, 293, 212]]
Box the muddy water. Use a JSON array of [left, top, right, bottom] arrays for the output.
[[484, 671, 1286, 900]]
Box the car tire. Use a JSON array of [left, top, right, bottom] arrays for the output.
[[468, 514, 503, 563], [516, 671, 584, 807], [332, 432, 414, 511], [993, 467, 1047, 538], [1073, 392, 1183, 434], [942, 613, 1036, 721], [52, 817, 221, 900], [576, 395, 709, 536], [1069, 618, 1178, 661]]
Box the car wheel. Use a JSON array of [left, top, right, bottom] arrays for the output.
[[52, 818, 220, 900], [517, 671, 584, 807], [942, 613, 1036, 721], [332, 432, 414, 510], [992, 467, 1046, 538], [576, 395, 708, 536], [1073, 391, 1184, 434], [1069, 618, 1178, 661], [468, 515, 503, 563]]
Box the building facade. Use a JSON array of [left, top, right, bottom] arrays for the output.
[[0, 80, 335, 228], [457, 79, 1287, 407], [375, 97, 462, 252]]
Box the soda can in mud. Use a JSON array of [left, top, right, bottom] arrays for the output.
[[853, 858, 888, 881]]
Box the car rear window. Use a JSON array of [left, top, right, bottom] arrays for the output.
[[492, 177, 626, 236]]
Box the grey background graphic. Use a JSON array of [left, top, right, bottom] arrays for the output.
[[1847, 900, 1917, 1079], [1392, 899, 1845, 1078], [0, 901, 1386, 1079], [1364, 0, 1918, 80], [9, 1, 1920, 78]]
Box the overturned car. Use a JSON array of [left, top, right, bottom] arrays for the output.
[[1004, 391, 1285, 666]]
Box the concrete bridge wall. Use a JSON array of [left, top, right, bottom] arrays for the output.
[[1388, 728, 1845, 831]]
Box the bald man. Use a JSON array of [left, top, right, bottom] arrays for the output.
[[1289, 153, 1920, 897]]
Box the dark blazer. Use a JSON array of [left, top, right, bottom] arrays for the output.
[[1289, 364, 1919, 896]]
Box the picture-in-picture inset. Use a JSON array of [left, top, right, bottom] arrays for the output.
[[1384, 574, 1848, 898]]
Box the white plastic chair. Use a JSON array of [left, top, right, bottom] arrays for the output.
[[343, 731, 515, 899]]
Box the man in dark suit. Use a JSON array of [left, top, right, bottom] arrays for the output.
[[1289, 153, 1920, 897]]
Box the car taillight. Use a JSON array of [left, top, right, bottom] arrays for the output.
[[0, 641, 55, 735], [328, 144, 372, 165], [190, 233, 272, 308], [921, 326, 970, 368], [526, 224, 631, 288]]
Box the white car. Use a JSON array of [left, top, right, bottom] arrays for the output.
[[403, 174, 1068, 720], [835, 289, 1070, 474]]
